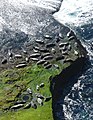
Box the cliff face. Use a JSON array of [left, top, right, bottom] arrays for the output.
[[0, 1, 88, 120]]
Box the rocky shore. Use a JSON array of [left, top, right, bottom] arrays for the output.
[[0, 1, 88, 120], [0, 27, 88, 120]]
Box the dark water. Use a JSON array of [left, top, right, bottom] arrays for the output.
[[53, 0, 93, 119]]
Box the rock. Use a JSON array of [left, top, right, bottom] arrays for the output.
[[22, 94, 30, 102], [39, 83, 44, 88], [16, 64, 27, 68]]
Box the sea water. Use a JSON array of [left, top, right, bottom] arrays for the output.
[[54, 0, 93, 119]]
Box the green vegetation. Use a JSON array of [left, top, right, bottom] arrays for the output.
[[0, 63, 66, 120]]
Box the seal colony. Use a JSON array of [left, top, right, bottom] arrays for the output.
[[0, 30, 87, 71], [0, 29, 87, 114]]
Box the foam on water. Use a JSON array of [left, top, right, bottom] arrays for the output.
[[54, 0, 93, 27]]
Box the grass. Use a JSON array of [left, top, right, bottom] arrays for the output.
[[0, 101, 53, 120], [0, 63, 66, 120]]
